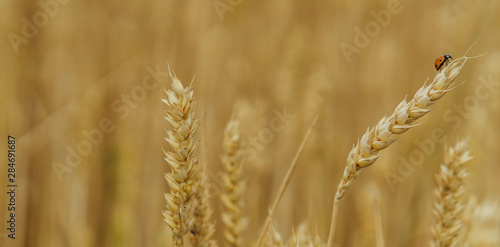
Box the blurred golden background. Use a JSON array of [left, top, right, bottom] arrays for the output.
[[1, 0, 500, 246]]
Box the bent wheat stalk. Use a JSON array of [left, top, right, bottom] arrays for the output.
[[162, 69, 201, 247], [431, 141, 472, 247], [327, 57, 468, 247]]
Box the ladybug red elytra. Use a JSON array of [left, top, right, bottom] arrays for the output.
[[434, 55, 452, 71]]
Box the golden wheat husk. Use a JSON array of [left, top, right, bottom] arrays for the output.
[[431, 141, 472, 247], [162, 69, 201, 246], [328, 57, 468, 247]]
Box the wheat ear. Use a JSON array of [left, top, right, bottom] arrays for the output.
[[221, 120, 245, 246], [431, 141, 472, 247], [288, 223, 325, 247], [162, 68, 201, 246], [191, 164, 217, 247], [268, 223, 284, 247], [327, 57, 468, 247]]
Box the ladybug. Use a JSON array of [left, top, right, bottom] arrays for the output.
[[434, 55, 452, 71]]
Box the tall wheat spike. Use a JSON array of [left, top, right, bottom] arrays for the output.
[[327, 57, 468, 247], [162, 68, 201, 246], [221, 120, 245, 246], [431, 141, 472, 247]]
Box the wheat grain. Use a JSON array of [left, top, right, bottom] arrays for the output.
[[221, 120, 245, 247], [327, 57, 468, 247], [162, 69, 201, 246], [431, 141, 472, 247]]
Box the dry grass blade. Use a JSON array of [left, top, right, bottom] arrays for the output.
[[162, 68, 201, 246], [431, 141, 472, 247], [327, 57, 468, 247]]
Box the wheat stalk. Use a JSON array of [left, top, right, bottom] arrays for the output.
[[162, 68, 201, 246], [431, 141, 472, 247], [327, 56, 468, 247], [221, 120, 245, 246]]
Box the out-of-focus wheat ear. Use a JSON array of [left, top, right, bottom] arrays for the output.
[[267, 223, 284, 247], [221, 119, 246, 247], [431, 141, 472, 247], [327, 57, 468, 247], [467, 199, 500, 246], [287, 223, 325, 247], [162, 68, 201, 247], [190, 164, 217, 247]]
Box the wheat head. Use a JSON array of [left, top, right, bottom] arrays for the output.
[[431, 141, 472, 247], [328, 57, 468, 247], [221, 120, 245, 246], [162, 70, 201, 246], [335, 56, 468, 201]]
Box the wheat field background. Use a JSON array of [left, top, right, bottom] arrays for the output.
[[1, 0, 500, 246]]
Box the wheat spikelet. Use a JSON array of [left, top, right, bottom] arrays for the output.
[[162, 69, 201, 246], [221, 120, 245, 246], [191, 165, 217, 247], [431, 141, 472, 247], [327, 57, 468, 247]]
